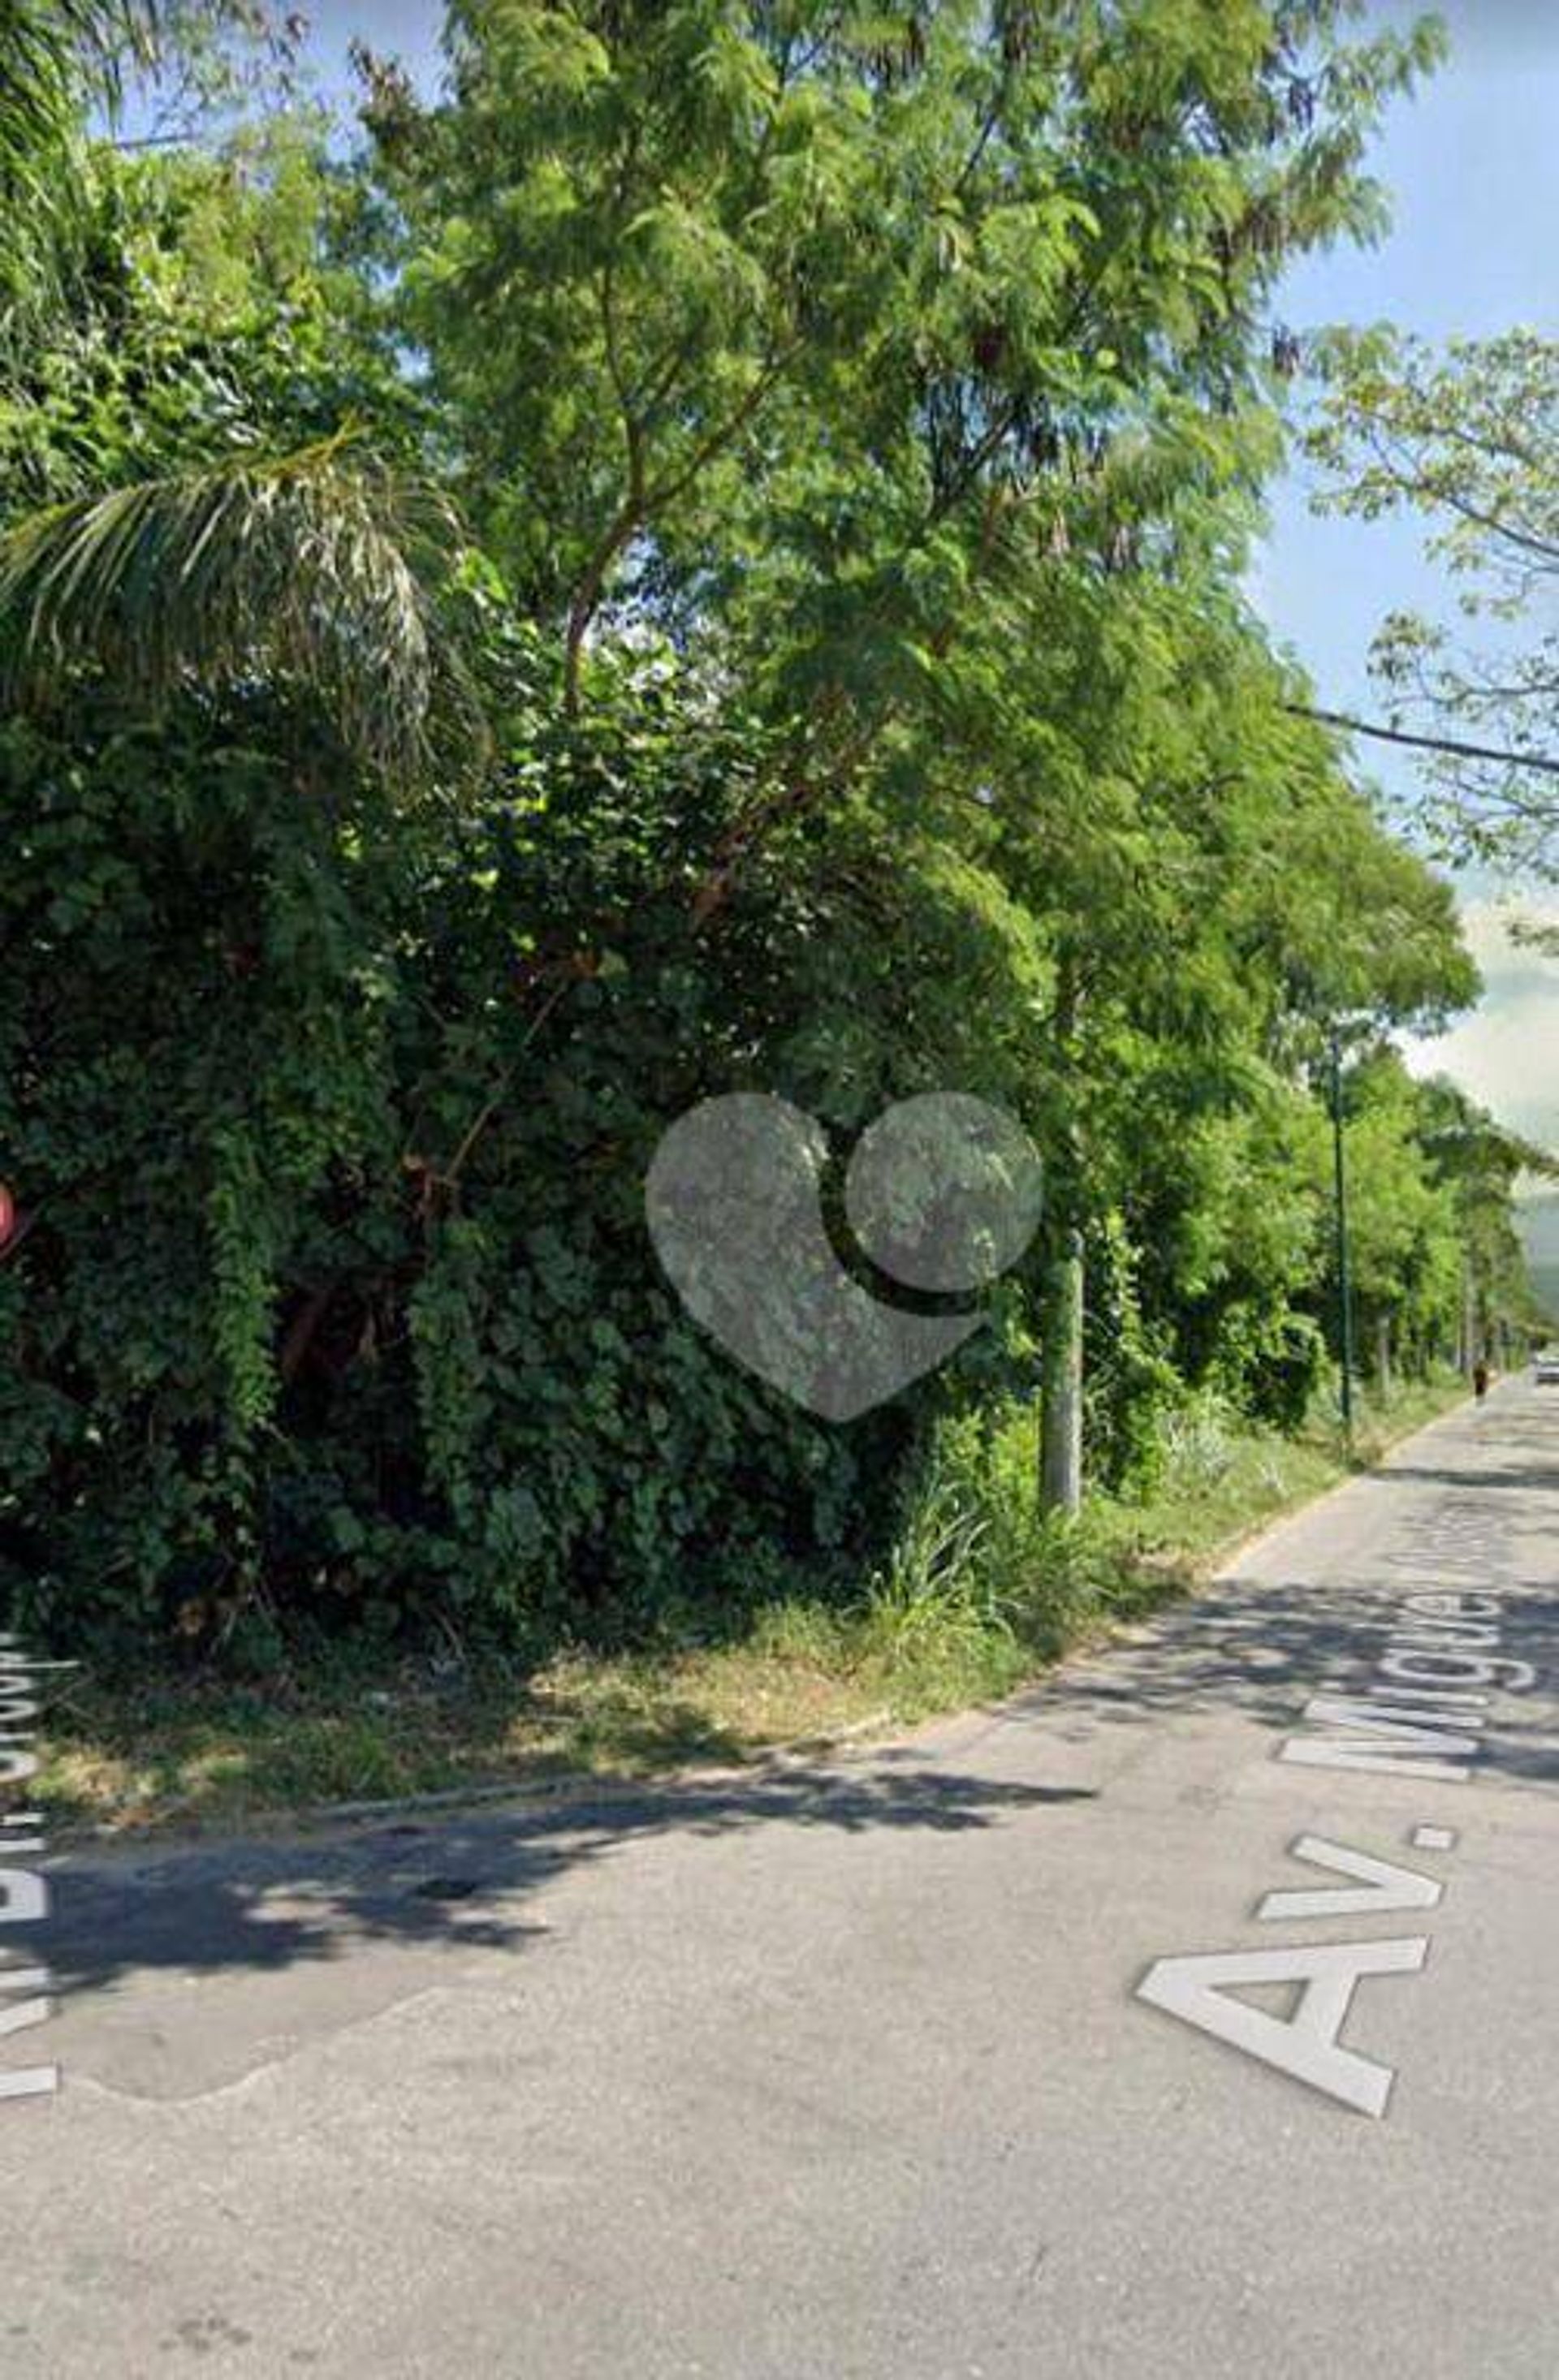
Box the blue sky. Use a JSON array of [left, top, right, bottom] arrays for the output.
[[1252, 2, 1559, 1152], [261, 2, 1559, 1145], [1258, 0, 1557, 731]]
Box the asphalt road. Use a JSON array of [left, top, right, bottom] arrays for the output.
[[8, 1380, 1559, 2377]]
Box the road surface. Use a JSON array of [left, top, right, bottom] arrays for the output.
[[7, 1380, 1559, 2376]]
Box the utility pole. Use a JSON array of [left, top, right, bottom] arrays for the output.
[[1329, 1029, 1355, 1450]]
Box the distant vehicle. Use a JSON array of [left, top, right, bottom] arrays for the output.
[[1534, 1350, 1559, 1386]]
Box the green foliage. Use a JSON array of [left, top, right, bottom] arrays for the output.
[[0, 433, 473, 785], [1306, 325, 1559, 871], [0, 0, 157, 334], [391, 0, 1445, 718], [0, 1, 1535, 1672]]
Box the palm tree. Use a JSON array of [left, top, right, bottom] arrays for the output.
[[0, 2, 473, 788], [2, 1, 157, 313], [0, 0, 147, 151], [0, 431, 475, 787]]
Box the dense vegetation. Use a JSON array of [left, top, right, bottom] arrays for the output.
[[0, 0, 1544, 1676]]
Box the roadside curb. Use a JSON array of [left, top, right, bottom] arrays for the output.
[[304, 1704, 895, 1830], [47, 1390, 1474, 1857], [51, 1706, 896, 1859]]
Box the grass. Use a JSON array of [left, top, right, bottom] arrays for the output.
[[32, 1373, 1467, 1843]]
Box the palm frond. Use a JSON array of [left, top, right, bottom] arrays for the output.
[[0, 431, 481, 787], [0, 0, 162, 341], [0, 0, 158, 166]]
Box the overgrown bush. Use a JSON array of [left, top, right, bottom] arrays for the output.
[[0, 658, 1053, 1654]]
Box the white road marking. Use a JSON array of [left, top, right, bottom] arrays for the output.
[[1137, 1936, 1427, 2119], [1256, 1836, 1443, 1922]]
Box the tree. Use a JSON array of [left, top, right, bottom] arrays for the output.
[[1411, 1071, 1555, 1360], [381, 0, 1446, 747], [3, 0, 1521, 1659], [0, 16, 469, 786], [0, 434, 472, 788], [1302, 326, 1559, 871]]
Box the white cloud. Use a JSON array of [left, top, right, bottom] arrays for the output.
[[1402, 897, 1559, 1154]]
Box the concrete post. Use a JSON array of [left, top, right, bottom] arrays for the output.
[[1462, 1264, 1478, 1381], [1041, 1230, 1084, 1517]]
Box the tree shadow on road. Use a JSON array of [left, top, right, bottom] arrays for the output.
[[36, 1431, 1559, 2019], [1380, 1464, 1559, 1493], [41, 1761, 1099, 1998], [1027, 1525, 1559, 1795]]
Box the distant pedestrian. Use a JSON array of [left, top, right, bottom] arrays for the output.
[[1473, 1358, 1490, 1402]]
